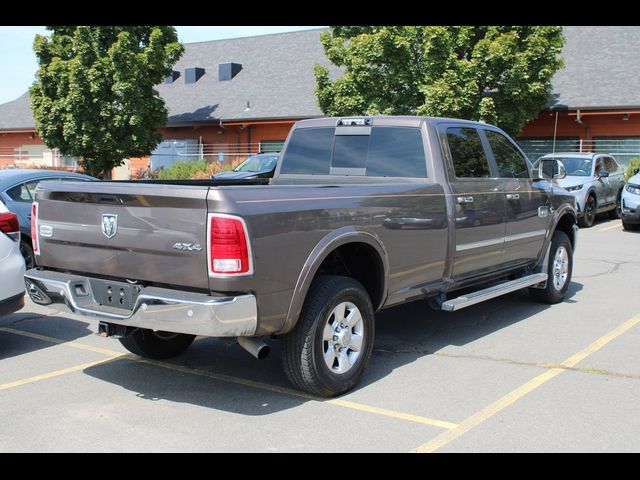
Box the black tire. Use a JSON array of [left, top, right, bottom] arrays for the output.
[[529, 231, 573, 304], [622, 220, 639, 231], [20, 239, 35, 269], [119, 329, 195, 359], [281, 275, 375, 397], [609, 190, 622, 219], [578, 195, 596, 227]]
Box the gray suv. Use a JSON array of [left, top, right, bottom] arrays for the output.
[[536, 153, 625, 227]]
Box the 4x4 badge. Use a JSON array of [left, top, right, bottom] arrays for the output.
[[101, 214, 118, 238]]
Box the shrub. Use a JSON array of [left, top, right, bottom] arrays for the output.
[[155, 160, 239, 180], [624, 158, 640, 181]]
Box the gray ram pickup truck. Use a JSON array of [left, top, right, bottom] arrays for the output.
[[25, 116, 577, 397]]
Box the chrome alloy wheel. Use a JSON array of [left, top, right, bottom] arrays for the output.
[[322, 301, 364, 374], [552, 246, 569, 291]]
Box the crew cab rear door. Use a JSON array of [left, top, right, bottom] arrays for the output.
[[440, 125, 507, 279]]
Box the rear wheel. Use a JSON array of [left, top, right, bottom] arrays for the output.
[[119, 329, 195, 359], [20, 239, 34, 269], [529, 231, 573, 304], [281, 275, 375, 397], [579, 195, 596, 227]]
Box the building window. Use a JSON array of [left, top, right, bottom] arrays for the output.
[[259, 140, 285, 153], [592, 137, 640, 167], [516, 137, 580, 163]]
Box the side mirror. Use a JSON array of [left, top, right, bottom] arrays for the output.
[[633, 168, 640, 175], [598, 170, 609, 178], [538, 159, 566, 180]]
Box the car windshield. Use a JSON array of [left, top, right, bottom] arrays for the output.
[[234, 155, 278, 173], [551, 156, 592, 176]]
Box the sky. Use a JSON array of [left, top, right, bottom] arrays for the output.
[[0, 26, 324, 105]]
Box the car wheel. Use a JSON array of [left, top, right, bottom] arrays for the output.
[[20, 239, 35, 269], [281, 275, 375, 397], [579, 195, 596, 227], [622, 220, 639, 231], [119, 329, 195, 359], [609, 191, 622, 219], [529, 231, 573, 304]]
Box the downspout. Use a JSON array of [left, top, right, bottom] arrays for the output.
[[575, 109, 590, 152]]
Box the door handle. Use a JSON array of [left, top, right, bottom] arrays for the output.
[[457, 196, 474, 204], [506, 193, 520, 201]]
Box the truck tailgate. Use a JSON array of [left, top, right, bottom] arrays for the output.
[[34, 181, 210, 290]]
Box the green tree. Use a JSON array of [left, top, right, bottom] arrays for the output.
[[315, 26, 564, 136], [30, 26, 183, 178]]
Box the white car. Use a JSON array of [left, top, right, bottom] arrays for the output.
[[0, 199, 25, 316], [622, 169, 640, 231]]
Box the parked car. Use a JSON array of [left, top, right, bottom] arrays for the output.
[[0, 199, 25, 317], [535, 153, 625, 227], [621, 168, 640, 231], [213, 153, 279, 179], [0, 170, 95, 268]]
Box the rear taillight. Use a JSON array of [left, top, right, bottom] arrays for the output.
[[0, 211, 20, 241], [207, 213, 252, 276], [31, 202, 39, 254]]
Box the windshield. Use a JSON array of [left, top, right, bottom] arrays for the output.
[[234, 155, 278, 173], [535, 156, 593, 177]]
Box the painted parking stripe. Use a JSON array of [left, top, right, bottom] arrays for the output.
[[596, 223, 622, 232], [137, 357, 458, 430], [2, 327, 457, 430], [0, 326, 123, 357], [411, 312, 640, 453], [0, 356, 125, 391]]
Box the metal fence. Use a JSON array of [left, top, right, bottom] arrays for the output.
[[517, 138, 640, 167]]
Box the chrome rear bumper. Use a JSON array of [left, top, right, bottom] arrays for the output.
[[24, 268, 257, 337]]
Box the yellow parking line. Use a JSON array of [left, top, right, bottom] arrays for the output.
[[597, 223, 622, 232], [138, 357, 458, 430], [0, 356, 125, 391], [411, 313, 640, 453], [1, 326, 456, 430], [0, 327, 123, 357]]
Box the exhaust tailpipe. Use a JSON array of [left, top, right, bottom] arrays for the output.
[[237, 336, 270, 360]]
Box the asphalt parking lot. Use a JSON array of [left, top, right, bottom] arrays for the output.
[[1, 216, 639, 452]]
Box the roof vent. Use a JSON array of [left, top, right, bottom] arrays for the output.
[[164, 70, 180, 84], [219, 63, 242, 81], [185, 67, 205, 84]]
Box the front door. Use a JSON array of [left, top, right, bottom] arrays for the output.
[[483, 130, 550, 266], [443, 126, 507, 279]]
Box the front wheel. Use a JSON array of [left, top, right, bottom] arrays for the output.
[[119, 329, 195, 359], [622, 220, 639, 231], [281, 275, 375, 397], [529, 231, 573, 304]]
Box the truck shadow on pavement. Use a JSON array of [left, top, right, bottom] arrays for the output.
[[82, 281, 583, 416], [0, 312, 95, 361]]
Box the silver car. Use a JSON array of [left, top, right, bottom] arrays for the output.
[[0, 169, 95, 268], [537, 153, 625, 228], [621, 169, 640, 231]]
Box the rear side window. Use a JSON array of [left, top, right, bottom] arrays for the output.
[[280, 126, 427, 177], [367, 127, 426, 177], [446, 127, 490, 178], [603, 157, 618, 173], [485, 130, 530, 178], [6, 182, 33, 202], [280, 127, 334, 175]]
